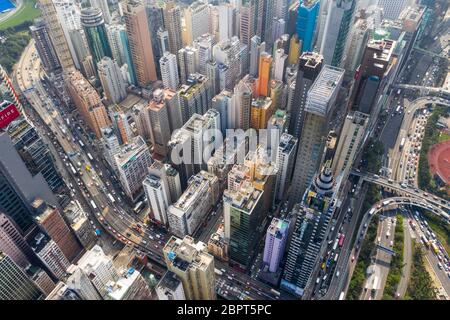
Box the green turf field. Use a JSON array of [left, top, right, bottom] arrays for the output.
[[0, 0, 40, 30]]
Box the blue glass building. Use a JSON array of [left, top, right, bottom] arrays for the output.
[[296, 0, 320, 53]]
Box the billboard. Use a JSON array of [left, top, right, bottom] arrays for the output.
[[0, 103, 20, 129]]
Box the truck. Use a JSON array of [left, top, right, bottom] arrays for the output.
[[87, 152, 94, 161], [332, 239, 339, 251], [78, 140, 85, 148], [107, 193, 115, 203], [338, 234, 345, 247], [399, 137, 406, 150], [69, 164, 77, 175], [90, 200, 97, 210], [369, 208, 376, 216], [431, 242, 439, 255], [214, 268, 223, 276], [339, 291, 345, 300]]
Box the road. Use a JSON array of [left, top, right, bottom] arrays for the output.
[[396, 210, 413, 298], [14, 41, 293, 301]]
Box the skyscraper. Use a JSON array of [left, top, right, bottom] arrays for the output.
[[249, 36, 265, 78], [90, 0, 111, 24], [274, 133, 297, 202], [160, 52, 179, 90], [319, 0, 356, 67], [97, 57, 127, 104], [377, 0, 409, 20], [80, 7, 113, 67], [288, 52, 323, 140], [218, 3, 235, 42], [37, 0, 74, 70], [143, 174, 170, 225], [281, 167, 336, 297], [0, 252, 43, 300], [146, 89, 173, 157], [184, 1, 211, 45], [263, 217, 290, 273], [239, 0, 257, 47], [289, 65, 344, 208], [257, 52, 272, 97], [123, 0, 157, 87], [163, 2, 183, 55], [29, 20, 61, 73], [163, 235, 216, 300], [296, 0, 320, 53]]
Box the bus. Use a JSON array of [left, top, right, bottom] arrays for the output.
[[399, 137, 406, 150], [214, 268, 223, 276], [431, 242, 439, 255], [69, 164, 77, 175], [270, 288, 281, 297], [66, 118, 70, 126], [421, 235, 429, 248], [90, 200, 97, 210], [339, 292, 345, 300], [87, 152, 94, 161], [334, 253, 339, 262], [332, 239, 339, 251], [397, 89, 401, 95], [338, 234, 345, 247], [369, 208, 376, 216], [396, 105, 401, 113], [134, 201, 144, 213], [107, 193, 115, 203], [78, 140, 85, 148]]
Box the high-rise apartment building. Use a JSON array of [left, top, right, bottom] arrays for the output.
[[218, 3, 235, 42], [146, 89, 173, 157], [97, 57, 127, 104], [123, 0, 157, 87], [377, 0, 408, 21], [163, 235, 216, 300], [239, 0, 257, 47], [263, 217, 290, 273], [184, 1, 211, 45], [256, 52, 272, 97], [65, 70, 111, 138], [37, 0, 74, 70], [155, 271, 186, 300], [319, 0, 356, 67], [30, 20, 61, 73], [143, 174, 170, 225], [163, 2, 183, 55], [177, 46, 199, 85], [289, 65, 344, 208], [105, 268, 152, 300], [160, 52, 180, 90], [177, 74, 212, 123], [90, 0, 111, 24], [251, 96, 274, 129], [274, 133, 297, 202], [114, 135, 153, 201]]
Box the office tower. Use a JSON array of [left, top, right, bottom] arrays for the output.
[[332, 111, 369, 179], [65, 70, 111, 138], [184, 1, 211, 45], [163, 2, 183, 55], [5, 109, 63, 192], [288, 34, 301, 65], [296, 0, 320, 52], [274, 0, 289, 20], [261, 0, 275, 46], [26, 266, 56, 296], [32, 199, 82, 263], [77, 245, 119, 298], [30, 20, 61, 73], [223, 180, 264, 269], [218, 3, 234, 42], [0, 132, 58, 234], [157, 29, 170, 56], [377, 0, 408, 21], [287, 1, 299, 36], [143, 174, 170, 225], [274, 133, 297, 202], [319, 0, 356, 67], [97, 57, 127, 104], [0, 252, 43, 300], [249, 36, 265, 77], [288, 52, 323, 140], [282, 166, 336, 296], [63, 201, 97, 249], [123, 0, 157, 87], [0, 213, 40, 269], [37, 0, 74, 69], [146, 3, 165, 78], [90, 0, 111, 23], [106, 24, 137, 85], [193, 33, 215, 75], [344, 19, 370, 75], [205, 60, 219, 96], [289, 65, 344, 208], [80, 8, 112, 67], [212, 90, 235, 132], [256, 52, 272, 97], [177, 46, 199, 85], [145, 161, 182, 206], [213, 36, 242, 91], [234, 75, 255, 130], [142, 90, 171, 157], [239, 0, 256, 47], [272, 48, 287, 81], [114, 136, 153, 201], [46, 282, 82, 300], [177, 74, 212, 123], [352, 39, 395, 114], [65, 265, 102, 300], [156, 271, 186, 300], [28, 231, 70, 280], [105, 268, 152, 300], [263, 217, 290, 273], [101, 127, 120, 171], [163, 235, 216, 300], [251, 96, 273, 129], [159, 88, 183, 133], [160, 52, 179, 90]]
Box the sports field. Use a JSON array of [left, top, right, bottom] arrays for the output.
[[0, 0, 40, 30], [428, 140, 450, 185]]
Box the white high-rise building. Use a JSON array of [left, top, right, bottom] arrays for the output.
[[377, 0, 408, 21], [160, 52, 179, 90], [97, 57, 127, 104], [65, 265, 102, 300], [178, 46, 199, 84], [90, 0, 111, 24], [184, 1, 211, 45], [143, 174, 170, 225], [218, 3, 234, 42], [193, 33, 215, 75], [272, 48, 287, 81]]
